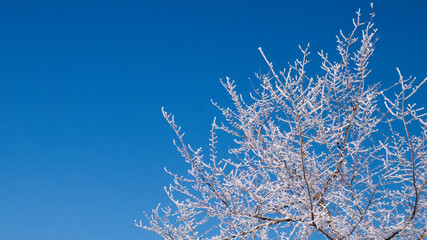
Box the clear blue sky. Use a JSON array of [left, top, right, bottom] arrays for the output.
[[0, 0, 426, 239]]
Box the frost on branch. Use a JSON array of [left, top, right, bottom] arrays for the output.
[[137, 9, 427, 240]]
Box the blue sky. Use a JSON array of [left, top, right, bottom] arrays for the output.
[[0, 0, 426, 239]]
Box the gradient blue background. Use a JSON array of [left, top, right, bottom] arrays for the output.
[[0, 0, 426, 239]]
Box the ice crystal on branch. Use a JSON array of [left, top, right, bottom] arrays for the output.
[[138, 7, 427, 240]]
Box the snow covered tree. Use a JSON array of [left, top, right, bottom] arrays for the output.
[[137, 7, 427, 239]]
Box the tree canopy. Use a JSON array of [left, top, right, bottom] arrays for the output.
[[138, 7, 427, 240]]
